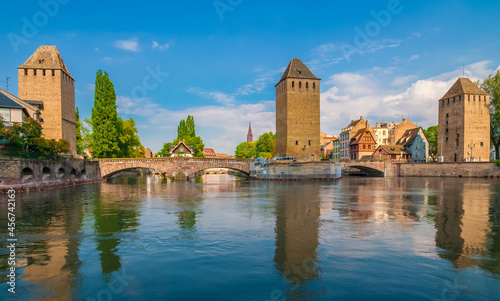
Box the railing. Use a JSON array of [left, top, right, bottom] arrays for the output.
[[95, 157, 253, 164]]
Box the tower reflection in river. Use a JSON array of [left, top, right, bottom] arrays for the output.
[[273, 183, 322, 300]]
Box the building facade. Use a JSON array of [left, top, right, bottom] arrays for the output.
[[339, 117, 373, 161], [438, 78, 490, 162], [349, 129, 376, 160], [374, 122, 396, 148], [17, 46, 76, 154], [275, 58, 321, 161], [332, 138, 340, 162], [396, 127, 429, 162], [387, 119, 417, 145]]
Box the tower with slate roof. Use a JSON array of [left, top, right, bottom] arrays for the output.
[[275, 58, 321, 161], [438, 78, 490, 162], [17, 46, 76, 154]]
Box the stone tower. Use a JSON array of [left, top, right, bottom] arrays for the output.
[[18, 46, 76, 155], [438, 78, 490, 162], [247, 122, 253, 143], [275, 59, 321, 161]]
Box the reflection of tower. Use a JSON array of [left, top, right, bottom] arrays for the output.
[[247, 122, 253, 143], [435, 181, 491, 267], [273, 183, 321, 299]]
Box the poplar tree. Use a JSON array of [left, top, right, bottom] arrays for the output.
[[75, 107, 84, 154], [91, 70, 120, 158]]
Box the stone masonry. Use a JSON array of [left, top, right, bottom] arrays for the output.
[[275, 58, 321, 161], [17, 46, 77, 155]]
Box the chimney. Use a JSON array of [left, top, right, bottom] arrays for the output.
[[376, 122, 380, 128]]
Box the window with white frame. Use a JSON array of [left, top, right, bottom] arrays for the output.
[[0, 108, 10, 122]]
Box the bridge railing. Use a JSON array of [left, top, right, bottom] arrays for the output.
[[95, 157, 253, 164]]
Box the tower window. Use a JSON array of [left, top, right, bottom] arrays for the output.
[[446, 113, 449, 118], [481, 142, 484, 146], [313, 82, 316, 89], [306, 82, 309, 89], [446, 137, 448, 142], [456, 134, 459, 147], [295, 140, 299, 146], [447, 99, 450, 104], [308, 140, 311, 146], [292, 81, 295, 88], [24, 69, 27, 75], [299, 82, 302, 88], [43, 70, 46, 76], [468, 95, 470, 101], [33, 69, 37, 76], [52, 70, 55, 76]]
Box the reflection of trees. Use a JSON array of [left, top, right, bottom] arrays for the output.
[[93, 184, 141, 275], [479, 183, 500, 275], [273, 183, 322, 300]]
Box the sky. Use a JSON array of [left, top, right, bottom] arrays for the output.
[[1, 0, 499, 155]]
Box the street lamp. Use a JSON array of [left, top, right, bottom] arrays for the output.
[[468, 141, 475, 162]]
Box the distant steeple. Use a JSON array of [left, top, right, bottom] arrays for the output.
[[247, 122, 253, 143]]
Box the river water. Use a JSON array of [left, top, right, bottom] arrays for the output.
[[1, 175, 500, 301]]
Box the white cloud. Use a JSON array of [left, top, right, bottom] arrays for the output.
[[152, 40, 173, 51], [114, 38, 139, 52], [320, 61, 498, 136], [94, 47, 100, 52], [409, 54, 420, 61], [186, 88, 236, 105], [391, 75, 417, 86]]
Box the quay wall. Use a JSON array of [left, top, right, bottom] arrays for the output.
[[0, 158, 102, 192], [391, 162, 500, 178]]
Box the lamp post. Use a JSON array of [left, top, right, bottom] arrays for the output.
[[468, 141, 475, 162]]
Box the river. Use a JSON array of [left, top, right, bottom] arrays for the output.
[[1, 175, 499, 300]]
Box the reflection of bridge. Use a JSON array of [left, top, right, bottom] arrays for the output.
[[97, 158, 252, 179], [337, 161, 389, 177]]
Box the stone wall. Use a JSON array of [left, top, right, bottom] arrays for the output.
[[391, 162, 500, 178], [0, 158, 101, 191]]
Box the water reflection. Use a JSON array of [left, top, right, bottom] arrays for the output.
[[1, 176, 500, 300], [273, 183, 322, 300]]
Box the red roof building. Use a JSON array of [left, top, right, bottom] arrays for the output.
[[202, 148, 218, 158], [349, 129, 376, 161]]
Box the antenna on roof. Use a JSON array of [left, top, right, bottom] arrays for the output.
[[4, 77, 10, 91]]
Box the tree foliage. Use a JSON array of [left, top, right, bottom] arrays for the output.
[[235, 141, 256, 159], [480, 70, 500, 160], [256, 132, 276, 158], [116, 117, 144, 158], [424, 125, 438, 159], [1, 117, 69, 158], [158, 115, 205, 157], [76, 107, 84, 155], [91, 70, 120, 158]]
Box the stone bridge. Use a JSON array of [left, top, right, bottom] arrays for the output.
[[337, 161, 391, 177], [97, 157, 253, 179]]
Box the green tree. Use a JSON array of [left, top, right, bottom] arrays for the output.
[[424, 125, 438, 160], [81, 117, 93, 156], [235, 141, 257, 158], [91, 70, 120, 158], [256, 132, 276, 157], [75, 107, 84, 154], [480, 71, 500, 159], [3, 117, 68, 158], [158, 115, 205, 157], [116, 117, 144, 158]]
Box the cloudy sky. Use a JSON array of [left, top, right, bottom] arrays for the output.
[[1, 0, 499, 154]]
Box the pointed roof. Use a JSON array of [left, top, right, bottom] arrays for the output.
[[396, 127, 427, 147], [169, 140, 195, 154], [247, 122, 253, 136], [440, 78, 488, 100], [18, 45, 73, 79], [277, 58, 320, 84], [349, 128, 375, 145], [375, 145, 411, 155]]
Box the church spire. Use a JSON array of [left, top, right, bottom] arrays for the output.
[[247, 122, 253, 143]]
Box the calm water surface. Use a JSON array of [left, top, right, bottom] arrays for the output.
[[1, 175, 500, 300]]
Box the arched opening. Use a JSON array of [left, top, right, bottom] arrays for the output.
[[292, 81, 295, 88], [71, 168, 77, 177], [42, 167, 51, 179], [299, 82, 302, 88], [21, 167, 34, 181], [81, 169, 86, 175], [58, 167, 65, 178]]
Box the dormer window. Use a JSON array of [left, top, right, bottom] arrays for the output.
[[297, 69, 302, 75], [38, 59, 44, 64]]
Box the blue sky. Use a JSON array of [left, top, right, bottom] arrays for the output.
[[1, 0, 499, 154]]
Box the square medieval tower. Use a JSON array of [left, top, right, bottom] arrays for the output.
[[275, 59, 321, 161], [17, 46, 76, 155], [438, 78, 490, 162]]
